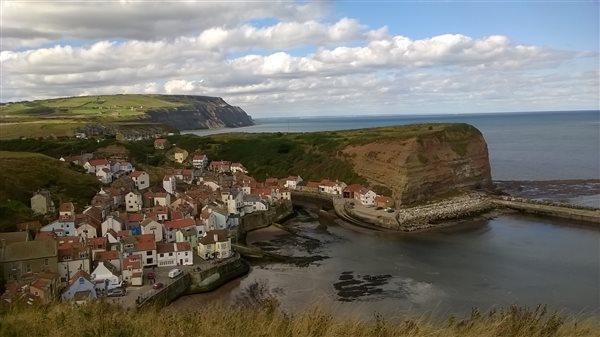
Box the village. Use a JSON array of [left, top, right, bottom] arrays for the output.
[[0, 137, 394, 306]]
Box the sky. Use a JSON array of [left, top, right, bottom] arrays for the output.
[[1, 1, 598, 117]]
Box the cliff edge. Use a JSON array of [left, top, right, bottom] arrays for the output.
[[342, 123, 492, 205]]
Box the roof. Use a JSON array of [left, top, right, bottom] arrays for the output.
[[89, 159, 109, 166], [0, 232, 30, 245], [123, 256, 141, 270], [154, 138, 168, 145], [164, 218, 196, 230], [306, 181, 320, 188], [1, 240, 57, 262], [68, 270, 93, 288], [135, 234, 156, 251], [89, 236, 107, 248], [178, 227, 197, 238], [128, 213, 145, 222], [59, 202, 75, 212], [130, 170, 146, 178], [193, 154, 206, 160], [199, 230, 229, 245], [176, 242, 191, 252], [344, 184, 363, 193], [156, 243, 176, 254], [94, 250, 119, 261], [140, 219, 160, 227], [35, 231, 57, 241], [375, 195, 393, 203], [58, 241, 86, 261]]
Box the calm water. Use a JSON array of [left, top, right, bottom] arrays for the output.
[[172, 213, 600, 318], [183, 110, 600, 181], [175, 110, 600, 317]]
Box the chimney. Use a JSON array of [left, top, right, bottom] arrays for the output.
[[1, 239, 6, 260], [213, 233, 218, 242]]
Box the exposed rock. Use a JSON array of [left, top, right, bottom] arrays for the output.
[[343, 124, 492, 205], [145, 95, 254, 130]]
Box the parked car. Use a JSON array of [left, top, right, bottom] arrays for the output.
[[152, 282, 164, 290], [107, 287, 126, 297], [385, 208, 395, 213], [168, 268, 183, 279]]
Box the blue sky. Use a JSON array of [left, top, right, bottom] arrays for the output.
[[1, 1, 598, 116]]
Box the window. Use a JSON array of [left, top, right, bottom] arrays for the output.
[[168, 252, 173, 257], [26, 263, 31, 273], [79, 278, 84, 284], [44, 259, 49, 266], [146, 251, 152, 255]]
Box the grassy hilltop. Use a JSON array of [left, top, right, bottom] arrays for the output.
[[0, 94, 253, 139], [0, 302, 597, 337]]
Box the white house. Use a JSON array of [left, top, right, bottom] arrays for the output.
[[121, 256, 143, 286], [156, 243, 177, 267], [164, 218, 196, 243], [40, 217, 76, 237], [140, 219, 164, 242], [130, 171, 150, 190], [84, 159, 111, 174], [221, 189, 245, 216], [91, 261, 122, 294], [96, 168, 113, 184], [111, 161, 133, 174], [175, 242, 193, 266], [203, 180, 221, 192], [197, 230, 231, 260], [357, 188, 377, 206], [57, 240, 92, 282], [101, 216, 123, 237], [59, 202, 75, 217], [243, 195, 268, 213], [319, 179, 347, 195], [61, 270, 97, 302], [192, 154, 208, 168], [284, 175, 303, 190], [199, 207, 228, 231], [76, 222, 97, 240], [163, 175, 176, 195], [153, 192, 171, 207], [125, 191, 143, 212], [230, 162, 248, 174]]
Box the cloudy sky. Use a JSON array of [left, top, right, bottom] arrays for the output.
[[1, 1, 598, 117]]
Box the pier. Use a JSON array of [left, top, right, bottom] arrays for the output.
[[492, 196, 600, 225]]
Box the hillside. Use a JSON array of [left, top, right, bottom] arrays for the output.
[[0, 123, 491, 206], [0, 151, 99, 231], [0, 94, 254, 139], [0, 302, 596, 337]]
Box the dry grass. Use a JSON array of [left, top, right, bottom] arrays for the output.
[[0, 302, 597, 337]]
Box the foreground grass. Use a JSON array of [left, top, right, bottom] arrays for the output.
[[0, 302, 597, 337]]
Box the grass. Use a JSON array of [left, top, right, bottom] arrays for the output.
[[0, 302, 596, 337], [0, 121, 81, 139], [0, 151, 99, 231]]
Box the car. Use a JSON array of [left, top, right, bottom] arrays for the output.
[[106, 287, 126, 297], [168, 268, 183, 279], [375, 207, 383, 210], [385, 208, 395, 213], [152, 282, 164, 290]]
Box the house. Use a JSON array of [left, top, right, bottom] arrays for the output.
[[164, 218, 196, 243], [230, 162, 248, 174], [243, 195, 268, 213], [302, 181, 320, 193], [221, 189, 245, 216], [156, 243, 177, 267], [192, 154, 208, 168], [343, 184, 363, 199], [140, 219, 164, 242], [40, 216, 76, 237], [175, 242, 193, 266], [57, 238, 91, 282], [121, 256, 143, 286], [0, 231, 31, 245], [93, 250, 121, 271], [272, 188, 291, 201], [198, 207, 227, 231], [209, 160, 231, 173], [96, 168, 113, 184], [84, 158, 111, 174], [125, 191, 143, 212], [173, 150, 186, 164], [76, 222, 98, 240], [154, 138, 170, 150], [101, 216, 123, 237], [375, 196, 394, 208], [30, 190, 55, 215], [0, 239, 58, 281], [148, 205, 169, 222], [163, 175, 177, 195], [61, 270, 97, 302], [265, 177, 280, 187], [203, 179, 221, 192], [197, 230, 231, 260], [28, 271, 61, 304], [356, 188, 377, 206], [89, 237, 108, 260], [90, 261, 121, 294], [130, 170, 150, 190], [284, 176, 303, 190], [319, 179, 347, 195], [153, 192, 172, 207], [175, 227, 198, 248], [111, 161, 133, 174], [132, 234, 157, 267]]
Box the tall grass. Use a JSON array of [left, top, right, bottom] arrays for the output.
[[0, 302, 596, 337]]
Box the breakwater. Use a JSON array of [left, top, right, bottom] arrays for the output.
[[493, 196, 600, 225]]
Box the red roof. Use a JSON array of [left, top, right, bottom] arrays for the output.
[[170, 211, 184, 220], [128, 213, 145, 222], [130, 171, 145, 178], [89, 159, 109, 166], [193, 154, 206, 160], [156, 242, 176, 254], [164, 218, 195, 230], [95, 250, 119, 261], [68, 270, 93, 288], [135, 234, 156, 251], [59, 202, 74, 212], [199, 230, 229, 245], [123, 256, 141, 270], [306, 181, 320, 188], [154, 139, 168, 145], [344, 184, 363, 193], [176, 242, 191, 252]]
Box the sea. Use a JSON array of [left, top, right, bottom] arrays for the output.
[[175, 110, 600, 318]]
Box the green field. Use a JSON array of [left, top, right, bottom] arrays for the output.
[[0, 151, 99, 231]]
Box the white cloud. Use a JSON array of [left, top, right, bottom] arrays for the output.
[[164, 79, 203, 94]]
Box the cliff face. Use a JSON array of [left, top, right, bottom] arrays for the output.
[[342, 124, 492, 205], [146, 96, 254, 130]]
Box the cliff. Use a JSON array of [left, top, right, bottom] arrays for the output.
[[145, 95, 254, 130], [342, 124, 492, 205]]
